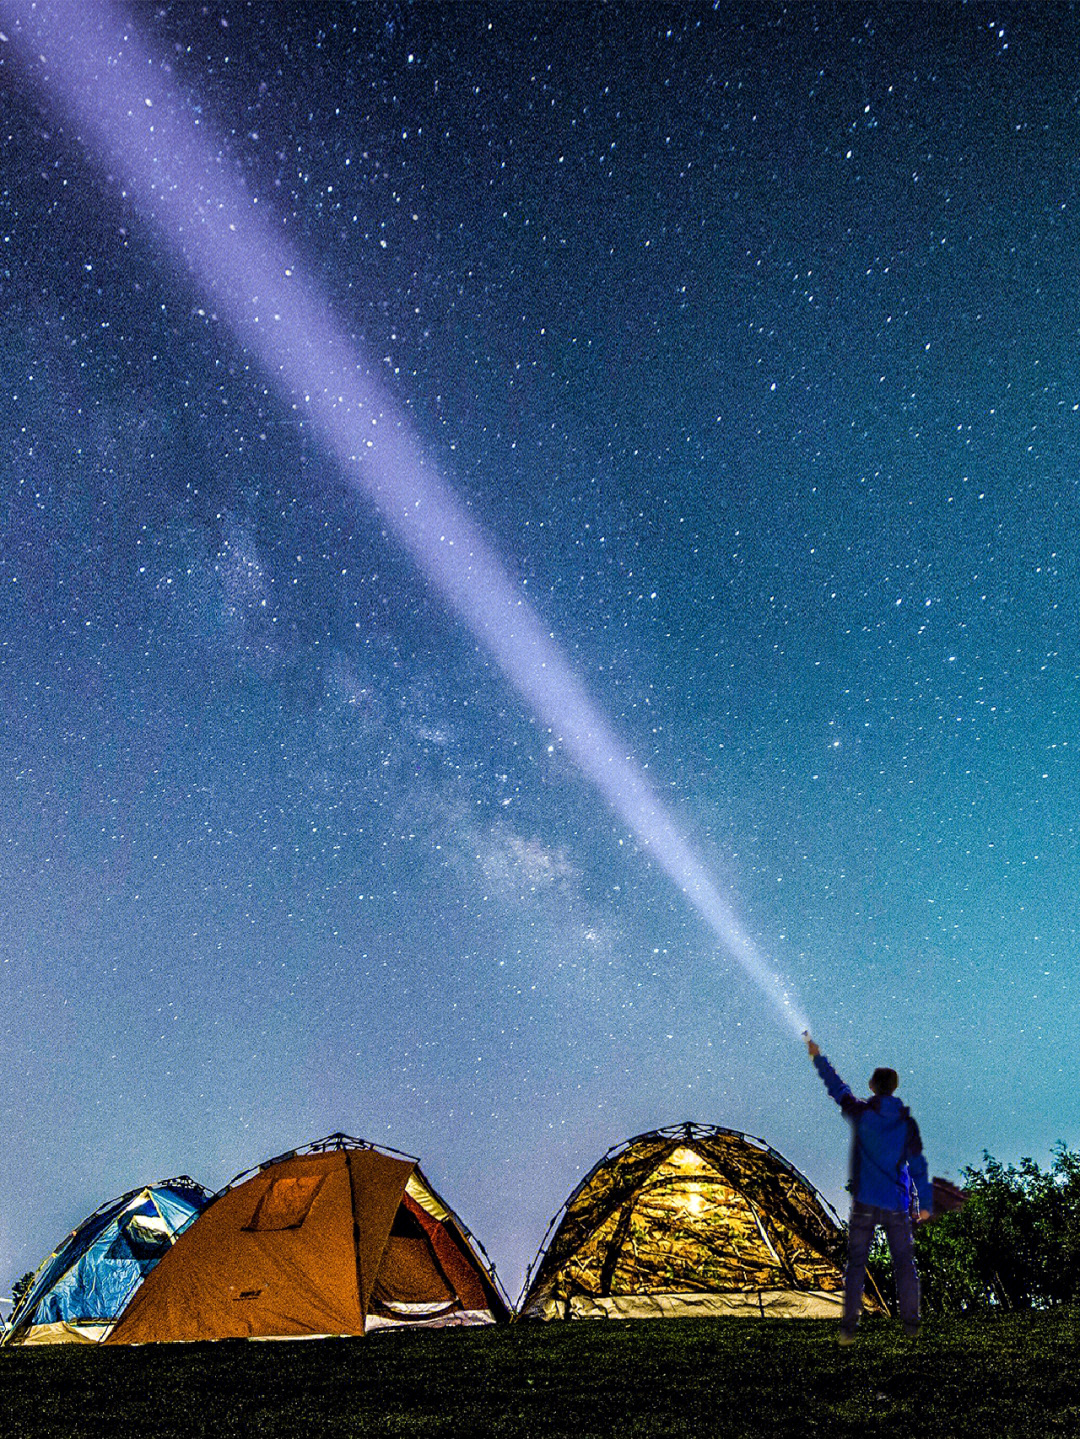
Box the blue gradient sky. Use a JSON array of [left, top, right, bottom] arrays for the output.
[[2, 2, 1078, 1301]]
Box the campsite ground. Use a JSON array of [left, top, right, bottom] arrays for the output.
[[1, 1310, 1077, 1437]]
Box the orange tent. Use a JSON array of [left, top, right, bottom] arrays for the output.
[[107, 1134, 509, 1343]]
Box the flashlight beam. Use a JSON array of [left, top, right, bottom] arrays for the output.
[[3, 0, 809, 1037]]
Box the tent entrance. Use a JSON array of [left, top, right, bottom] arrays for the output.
[[369, 1200, 458, 1320]]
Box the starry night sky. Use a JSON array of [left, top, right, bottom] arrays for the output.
[[2, 1, 1078, 1302]]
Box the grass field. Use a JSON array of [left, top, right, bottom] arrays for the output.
[[2, 1310, 1078, 1438]]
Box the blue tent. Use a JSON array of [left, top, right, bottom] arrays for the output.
[[4, 1177, 211, 1345]]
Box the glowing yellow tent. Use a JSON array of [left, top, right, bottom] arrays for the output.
[[520, 1122, 883, 1321]]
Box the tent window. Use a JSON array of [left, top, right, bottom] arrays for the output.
[[118, 1210, 173, 1262], [245, 1174, 325, 1231]]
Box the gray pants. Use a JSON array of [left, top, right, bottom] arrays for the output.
[[844, 1201, 920, 1331]]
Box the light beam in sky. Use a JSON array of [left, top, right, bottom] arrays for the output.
[[2, 0, 810, 1038]]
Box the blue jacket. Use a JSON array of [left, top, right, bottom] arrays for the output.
[[814, 1054, 930, 1213]]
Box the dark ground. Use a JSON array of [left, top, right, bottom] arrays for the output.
[[1, 1311, 1077, 1438]]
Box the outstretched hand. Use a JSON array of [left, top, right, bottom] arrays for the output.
[[802, 1031, 820, 1059]]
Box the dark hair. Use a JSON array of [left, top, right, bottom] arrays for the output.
[[870, 1067, 899, 1095]]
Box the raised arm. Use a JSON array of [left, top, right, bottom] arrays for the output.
[[803, 1033, 863, 1117]]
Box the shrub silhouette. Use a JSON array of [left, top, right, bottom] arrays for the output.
[[868, 1145, 1080, 1314]]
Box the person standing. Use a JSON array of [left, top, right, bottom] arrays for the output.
[[803, 1032, 931, 1344]]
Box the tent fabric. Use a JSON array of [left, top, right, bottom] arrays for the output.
[[2, 1178, 211, 1347], [520, 1122, 885, 1321], [561, 1290, 847, 1320], [107, 1134, 509, 1343]]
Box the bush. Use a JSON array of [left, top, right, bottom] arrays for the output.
[[867, 1145, 1080, 1315], [10, 1272, 35, 1309]]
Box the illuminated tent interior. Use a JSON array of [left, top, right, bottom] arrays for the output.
[[107, 1134, 510, 1343], [3, 1178, 211, 1346], [519, 1122, 884, 1321]]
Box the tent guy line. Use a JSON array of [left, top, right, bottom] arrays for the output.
[[1, 0, 809, 1038]]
